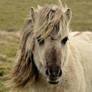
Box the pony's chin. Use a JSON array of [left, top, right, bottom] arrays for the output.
[[47, 77, 60, 85]]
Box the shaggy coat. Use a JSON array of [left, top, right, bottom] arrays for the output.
[[8, 4, 92, 92]]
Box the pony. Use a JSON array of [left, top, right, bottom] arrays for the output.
[[8, 4, 92, 92]]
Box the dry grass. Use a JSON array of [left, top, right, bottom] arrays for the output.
[[0, 0, 92, 31], [0, 31, 19, 92]]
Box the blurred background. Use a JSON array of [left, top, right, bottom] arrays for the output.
[[0, 0, 92, 91]]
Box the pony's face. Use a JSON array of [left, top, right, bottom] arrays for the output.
[[33, 7, 71, 84], [33, 34, 69, 84]]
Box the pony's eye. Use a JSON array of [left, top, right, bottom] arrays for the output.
[[37, 39, 45, 46], [61, 37, 68, 44], [37, 35, 45, 46]]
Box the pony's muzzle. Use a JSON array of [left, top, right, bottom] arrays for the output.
[[45, 67, 62, 84]]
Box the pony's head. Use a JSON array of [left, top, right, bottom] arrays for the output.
[[9, 5, 72, 90]]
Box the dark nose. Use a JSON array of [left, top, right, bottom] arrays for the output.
[[45, 68, 62, 79]]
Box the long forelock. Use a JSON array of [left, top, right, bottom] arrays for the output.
[[34, 6, 66, 40]]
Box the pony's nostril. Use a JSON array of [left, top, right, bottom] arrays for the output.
[[45, 68, 62, 78], [58, 69, 62, 77]]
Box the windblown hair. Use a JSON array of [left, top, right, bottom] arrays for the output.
[[8, 4, 70, 91], [34, 5, 69, 41], [8, 8, 38, 90]]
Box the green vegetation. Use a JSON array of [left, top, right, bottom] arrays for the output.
[[0, 0, 92, 92], [0, 31, 19, 92], [0, 0, 92, 31], [0, 0, 57, 31]]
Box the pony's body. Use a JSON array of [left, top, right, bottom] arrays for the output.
[[9, 4, 92, 92], [28, 32, 92, 92], [69, 32, 92, 92]]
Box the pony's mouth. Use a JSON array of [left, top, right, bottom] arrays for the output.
[[48, 80, 59, 84], [47, 78, 59, 85]]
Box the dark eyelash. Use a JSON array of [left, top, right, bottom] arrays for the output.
[[61, 37, 68, 44], [37, 35, 45, 46], [38, 39, 44, 45]]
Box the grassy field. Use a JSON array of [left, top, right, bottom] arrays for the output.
[[0, 0, 92, 92], [0, 0, 92, 31]]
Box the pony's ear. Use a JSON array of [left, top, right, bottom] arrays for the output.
[[30, 7, 35, 22], [27, 7, 35, 24], [64, 8, 72, 23]]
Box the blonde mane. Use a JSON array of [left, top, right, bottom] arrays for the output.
[[23, 4, 68, 42], [34, 5, 68, 40]]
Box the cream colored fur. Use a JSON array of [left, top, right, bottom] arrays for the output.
[[28, 31, 92, 92]]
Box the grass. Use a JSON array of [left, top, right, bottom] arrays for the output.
[[66, 0, 92, 31], [0, 66, 10, 92], [0, 0, 58, 31], [0, 0, 92, 92], [0, 0, 92, 31], [0, 31, 19, 92]]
